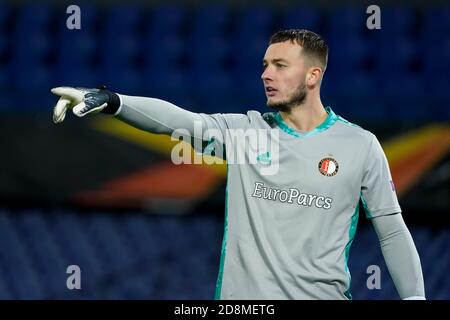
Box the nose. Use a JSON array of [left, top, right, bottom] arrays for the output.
[[261, 65, 273, 82]]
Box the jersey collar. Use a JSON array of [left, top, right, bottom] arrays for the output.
[[274, 107, 338, 138]]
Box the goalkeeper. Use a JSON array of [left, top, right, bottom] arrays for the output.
[[51, 29, 425, 300]]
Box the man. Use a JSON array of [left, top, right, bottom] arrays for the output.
[[51, 29, 425, 300]]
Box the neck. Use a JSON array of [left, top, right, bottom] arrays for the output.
[[279, 95, 328, 132]]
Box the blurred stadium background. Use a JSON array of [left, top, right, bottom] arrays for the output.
[[0, 0, 448, 299]]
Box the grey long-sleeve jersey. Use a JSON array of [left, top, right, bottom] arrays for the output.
[[114, 94, 425, 300]]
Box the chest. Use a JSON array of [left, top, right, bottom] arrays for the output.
[[245, 136, 366, 196]]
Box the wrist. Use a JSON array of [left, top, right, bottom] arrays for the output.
[[101, 90, 121, 115]]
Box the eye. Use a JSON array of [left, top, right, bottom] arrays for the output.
[[276, 63, 286, 68]]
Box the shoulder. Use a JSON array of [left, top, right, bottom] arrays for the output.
[[332, 114, 377, 144], [204, 110, 271, 130], [225, 110, 275, 129]]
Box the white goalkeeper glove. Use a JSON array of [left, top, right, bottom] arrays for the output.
[[51, 86, 121, 124]]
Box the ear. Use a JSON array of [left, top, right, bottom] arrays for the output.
[[306, 67, 323, 87]]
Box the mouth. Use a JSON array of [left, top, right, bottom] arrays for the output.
[[265, 86, 277, 97]]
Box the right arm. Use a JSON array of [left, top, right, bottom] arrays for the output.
[[51, 86, 248, 156], [116, 94, 219, 138]]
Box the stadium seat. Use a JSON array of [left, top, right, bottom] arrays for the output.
[[142, 67, 188, 101], [189, 68, 234, 112], [235, 6, 274, 39], [143, 32, 185, 73], [191, 5, 230, 38], [119, 276, 152, 299], [375, 36, 417, 75], [104, 65, 144, 95], [147, 5, 186, 36], [86, 213, 135, 273], [0, 29, 7, 57], [55, 65, 99, 89], [281, 6, 321, 31], [12, 30, 50, 67], [105, 5, 142, 35], [327, 6, 367, 37], [0, 61, 8, 90], [0, 3, 11, 28], [11, 65, 53, 92], [422, 5, 450, 36], [123, 214, 166, 260], [16, 4, 53, 29], [189, 35, 230, 71], [378, 6, 414, 35], [103, 33, 140, 69], [57, 31, 96, 68], [0, 208, 448, 299], [327, 36, 372, 73], [422, 37, 450, 74], [51, 211, 104, 280], [0, 4, 447, 121], [0, 212, 46, 299], [381, 73, 428, 120]]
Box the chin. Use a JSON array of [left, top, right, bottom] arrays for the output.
[[267, 100, 291, 112], [267, 97, 281, 106]]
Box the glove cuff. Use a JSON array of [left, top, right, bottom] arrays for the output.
[[101, 90, 121, 115]]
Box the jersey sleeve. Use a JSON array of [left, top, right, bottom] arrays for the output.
[[371, 213, 425, 299], [360, 134, 401, 218], [194, 112, 252, 159], [116, 94, 250, 159]]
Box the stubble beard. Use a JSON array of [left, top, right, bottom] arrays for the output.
[[267, 81, 308, 112]]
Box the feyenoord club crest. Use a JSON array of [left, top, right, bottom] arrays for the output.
[[318, 157, 339, 176]]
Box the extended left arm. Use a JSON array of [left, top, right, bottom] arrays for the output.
[[371, 213, 426, 300]]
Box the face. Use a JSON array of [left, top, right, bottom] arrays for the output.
[[262, 41, 309, 112]]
